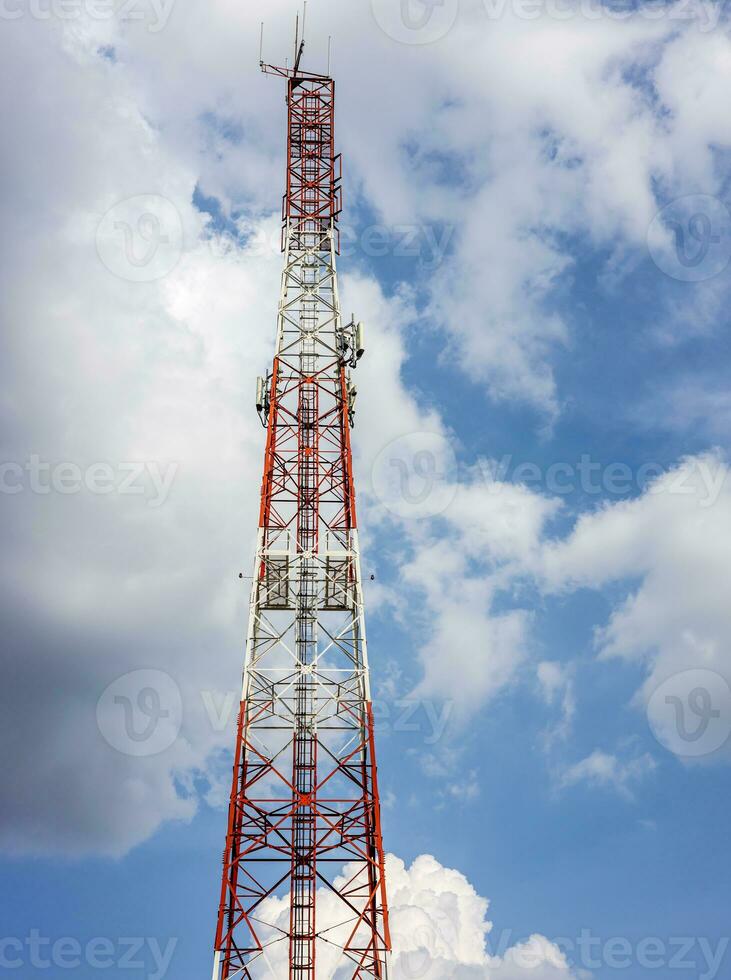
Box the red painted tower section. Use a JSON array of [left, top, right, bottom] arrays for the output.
[[211, 55, 390, 980]]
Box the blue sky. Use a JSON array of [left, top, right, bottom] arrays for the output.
[[1, 2, 731, 979]]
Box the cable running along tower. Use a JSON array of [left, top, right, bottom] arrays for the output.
[[212, 31, 391, 980]]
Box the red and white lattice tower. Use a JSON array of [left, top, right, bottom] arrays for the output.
[[212, 37, 391, 980]]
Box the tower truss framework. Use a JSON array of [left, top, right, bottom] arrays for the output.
[[212, 58, 390, 980]]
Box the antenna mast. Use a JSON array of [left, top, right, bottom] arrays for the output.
[[212, 20, 391, 980]]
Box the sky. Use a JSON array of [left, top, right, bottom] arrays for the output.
[[1, 1, 731, 978]]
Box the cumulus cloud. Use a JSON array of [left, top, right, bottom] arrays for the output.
[[3, 0, 731, 861], [419, 11, 731, 413], [539, 452, 731, 761], [385, 450, 731, 778], [91, 0, 731, 415], [244, 853, 577, 979], [558, 749, 657, 799], [537, 661, 576, 748], [394, 471, 560, 720], [0, 10, 424, 856]]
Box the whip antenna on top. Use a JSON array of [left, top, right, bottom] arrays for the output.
[[260, 5, 333, 80], [293, 3, 306, 75]]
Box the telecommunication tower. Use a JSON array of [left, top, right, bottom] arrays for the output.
[[212, 24, 391, 980]]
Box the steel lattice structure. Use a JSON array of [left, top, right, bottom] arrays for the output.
[[212, 51, 390, 980]]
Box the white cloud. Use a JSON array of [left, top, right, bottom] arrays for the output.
[[419, 12, 731, 412], [245, 853, 578, 979], [489, 934, 577, 980], [539, 453, 731, 761], [398, 472, 559, 720], [537, 661, 576, 748], [636, 375, 731, 442], [4, 0, 731, 859], [79, 1, 731, 415], [537, 661, 567, 704], [0, 11, 430, 856], [558, 749, 657, 799], [391, 451, 731, 776]]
